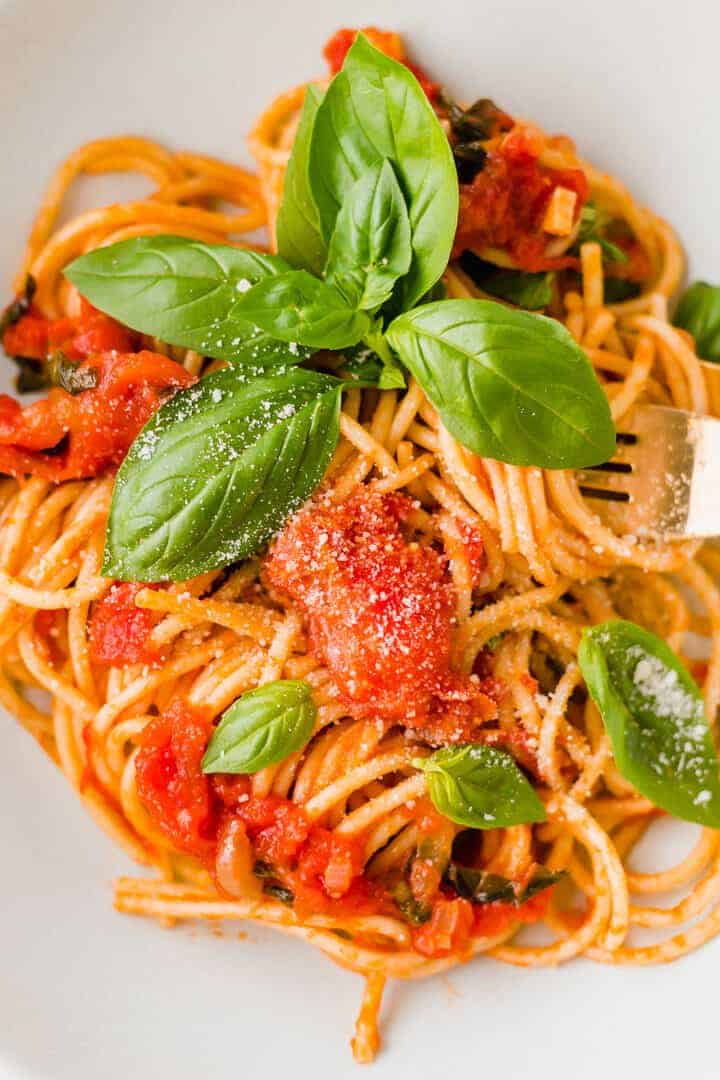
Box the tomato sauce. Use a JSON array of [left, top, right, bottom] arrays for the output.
[[413, 888, 551, 957], [134, 702, 218, 860], [134, 702, 553, 943], [453, 125, 588, 272], [323, 27, 440, 101], [0, 348, 194, 481], [2, 299, 135, 361], [265, 488, 498, 744], [89, 582, 163, 668]]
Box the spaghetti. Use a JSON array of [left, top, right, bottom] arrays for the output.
[[2, 27, 720, 1064]]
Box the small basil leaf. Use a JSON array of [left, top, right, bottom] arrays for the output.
[[341, 345, 384, 385], [264, 883, 295, 905], [459, 252, 554, 310], [386, 298, 616, 469], [415, 744, 546, 829], [673, 282, 720, 363], [518, 866, 563, 903], [445, 862, 561, 905], [602, 277, 641, 303], [445, 864, 516, 903], [575, 204, 628, 266], [202, 679, 316, 774], [233, 270, 371, 350], [579, 619, 720, 827], [47, 352, 98, 394], [65, 236, 306, 367], [309, 34, 458, 311], [391, 880, 431, 925], [325, 158, 412, 312], [0, 274, 37, 339], [103, 364, 341, 581], [276, 84, 327, 277]]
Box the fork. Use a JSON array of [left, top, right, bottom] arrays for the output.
[[576, 402, 720, 539]]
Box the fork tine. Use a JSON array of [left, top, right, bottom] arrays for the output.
[[574, 404, 720, 539]]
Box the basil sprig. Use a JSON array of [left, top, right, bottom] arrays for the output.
[[386, 299, 616, 468], [59, 34, 619, 583], [103, 365, 342, 581], [414, 744, 546, 829], [308, 33, 458, 312], [202, 680, 316, 774], [673, 282, 720, 363], [65, 237, 306, 367], [579, 620, 720, 827]]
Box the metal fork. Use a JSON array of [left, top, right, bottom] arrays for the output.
[[576, 403, 720, 538]]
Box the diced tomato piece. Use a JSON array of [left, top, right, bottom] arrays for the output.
[[265, 488, 497, 744], [236, 796, 311, 865], [295, 827, 365, 899], [323, 26, 439, 101], [89, 582, 163, 668], [412, 897, 475, 957], [134, 702, 217, 859], [0, 349, 194, 482]]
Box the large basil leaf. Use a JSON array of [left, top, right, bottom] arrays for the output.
[[202, 680, 316, 774], [309, 34, 458, 311], [414, 744, 546, 829], [579, 620, 720, 827], [233, 270, 371, 350], [673, 282, 720, 363], [103, 366, 341, 581], [276, 85, 327, 277], [65, 236, 305, 366], [386, 298, 616, 468], [325, 158, 412, 311]]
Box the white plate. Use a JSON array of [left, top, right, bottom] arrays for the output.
[[1, 1, 719, 1077]]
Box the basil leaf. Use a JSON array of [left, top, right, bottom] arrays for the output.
[[309, 34, 458, 311], [391, 880, 431, 926], [202, 679, 316, 774], [673, 282, 720, 363], [47, 352, 98, 395], [386, 298, 616, 469], [341, 344, 384, 385], [459, 252, 553, 310], [233, 270, 371, 350], [445, 865, 516, 903], [445, 862, 562, 905], [602, 277, 641, 303], [103, 365, 341, 581], [414, 744, 546, 829], [326, 158, 412, 312], [276, 85, 327, 277], [65, 236, 306, 367], [579, 620, 720, 827], [518, 866, 563, 903], [575, 205, 628, 266]]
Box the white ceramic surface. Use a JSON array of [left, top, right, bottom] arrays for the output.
[[1, 0, 719, 1077]]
